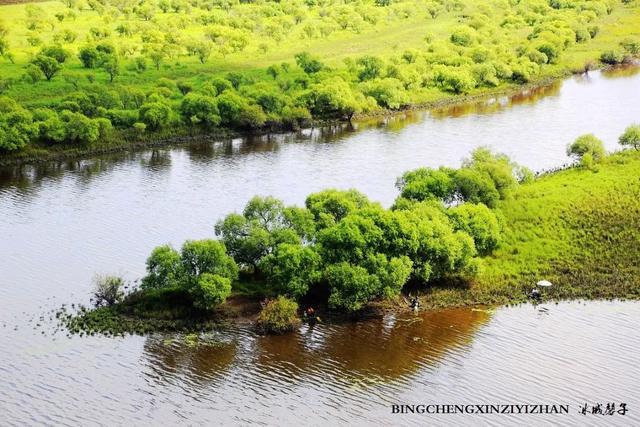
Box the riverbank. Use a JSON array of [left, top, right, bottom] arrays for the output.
[[0, 66, 621, 168]]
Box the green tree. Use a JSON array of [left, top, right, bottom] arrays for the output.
[[447, 203, 501, 254], [618, 124, 640, 150], [567, 134, 606, 166], [303, 77, 366, 120], [180, 93, 220, 127], [191, 273, 232, 310], [141, 245, 183, 289], [305, 188, 371, 228], [260, 243, 321, 298], [180, 239, 239, 283], [102, 55, 120, 82], [31, 55, 62, 81], [60, 111, 100, 144], [396, 167, 455, 202], [0, 104, 37, 151], [294, 51, 324, 74], [139, 102, 172, 130]]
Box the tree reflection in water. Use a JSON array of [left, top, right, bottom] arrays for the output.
[[140, 308, 492, 392]]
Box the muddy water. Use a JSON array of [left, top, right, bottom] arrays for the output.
[[1, 68, 640, 425]]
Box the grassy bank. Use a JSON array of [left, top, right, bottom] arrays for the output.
[[1, 0, 639, 159], [422, 149, 640, 309]]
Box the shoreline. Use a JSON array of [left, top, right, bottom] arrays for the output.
[[0, 68, 589, 168]]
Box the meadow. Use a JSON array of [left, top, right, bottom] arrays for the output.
[[424, 148, 640, 309], [1, 0, 640, 158]]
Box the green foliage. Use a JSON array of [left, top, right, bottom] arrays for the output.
[[295, 51, 324, 74], [31, 55, 62, 81], [139, 102, 172, 130], [260, 243, 321, 298], [447, 203, 501, 254], [396, 167, 455, 202], [256, 296, 301, 334], [567, 133, 606, 166], [60, 110, 100, 144], [215, 196, 302, 269], [180, 239, 239, 283], [179, 93, 220, 127], [0, 99, 37, 151], [191, 273, 232, 310], [0, 0, 638, 152], [305, 188, 371, 227], [618, 124, 640, 150], [600, 49, 625, 64], [141, 245, 183, 289]]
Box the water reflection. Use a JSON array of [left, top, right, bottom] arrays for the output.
[[140, 308, 492, 393], [430, 81, 562, 118], [143, 333, 238, 386]]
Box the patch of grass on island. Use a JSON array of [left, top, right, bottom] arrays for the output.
[[425, 149, 640, 308]]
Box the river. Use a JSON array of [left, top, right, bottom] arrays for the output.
[[1, 68, 639, 425]]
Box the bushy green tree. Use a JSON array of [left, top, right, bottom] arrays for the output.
[[141, 244, 183, 289], [31, 55, 62, 81], [305, 188, 371, 228], [191, 272, 232, 310], [139, 102, 172, 130], [618, 124, 640, 150], [303, 77, 368, 120], [396, 167, 455, 202], [60, 110, 100, 144], [0, 102, 37, 151], [567, 133, 606, 166], [447, 203, 501, 254], [294, 51, 324, 74], [260, 243, 321, 298], [179, 93, 220, 127], [180, 239, 239, 282]]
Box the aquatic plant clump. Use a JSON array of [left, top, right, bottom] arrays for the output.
[[255, 296, 302, 334]]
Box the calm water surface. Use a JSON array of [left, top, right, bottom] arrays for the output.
[[1, 68, 640, 425]]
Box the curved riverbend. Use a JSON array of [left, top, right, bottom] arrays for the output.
[[1, 68, 639, 425]]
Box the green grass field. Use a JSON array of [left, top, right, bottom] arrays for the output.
[[1, 0, 640, 158], [423, 149, 640, 309]]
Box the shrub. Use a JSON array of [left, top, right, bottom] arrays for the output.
[[600, 50, 624, 65], [180, 93, 220, 127], [256, 296, 301, 334], [294, 51, 324, 74], [92, 274, 124, 307], [180, 239, 239, 282], [191, 273, 232, 310], [139, 102, 172, 130], [447, 203, 501, 254], [259, 243, 321, 298]]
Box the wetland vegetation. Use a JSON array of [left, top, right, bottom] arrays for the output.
[[64, 125, 640, 334], [1, 0, 640, 162]]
